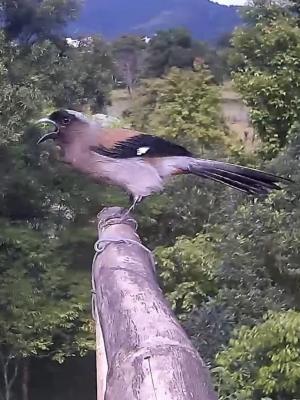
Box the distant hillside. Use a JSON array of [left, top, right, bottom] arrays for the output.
[[69, 0, 242, 41]]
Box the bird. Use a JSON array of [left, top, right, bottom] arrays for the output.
[[36, 109, 292, 212]]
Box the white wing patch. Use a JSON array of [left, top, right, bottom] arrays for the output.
[[137, 146, 150, 156]]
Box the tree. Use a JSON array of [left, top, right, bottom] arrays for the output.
[[44, 36, 113, 112], [0, 0, 81, 44], [144, 28, 195, 77], [155, 233, 219, 320], [0, 9, 114, 397], [215, 310, 300, 400], [142, 28, 229, 83], [0, 34, 113, 146], [112, 35, 146, 95], [183, 128, 299, 370], [193, 39, 231, 84], [0, 223, 93, 400], [0, 31, 49, 145], [230, 0, 300, 156], [214, 127, 300, 326], [128, 66, 225, 148]]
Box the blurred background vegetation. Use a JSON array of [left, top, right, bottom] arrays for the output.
[[0, 1, 299, 399]]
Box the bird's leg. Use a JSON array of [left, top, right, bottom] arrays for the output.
[[122, 195, 142, 219], [129, 195, 142, 213]]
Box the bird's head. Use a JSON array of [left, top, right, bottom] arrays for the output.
[[36, 109, 91, 145]]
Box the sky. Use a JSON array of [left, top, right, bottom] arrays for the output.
[[212, 0, 247, 5]]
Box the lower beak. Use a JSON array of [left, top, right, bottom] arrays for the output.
[[35, 118, 59, 144], [37, 131, 59, 144]]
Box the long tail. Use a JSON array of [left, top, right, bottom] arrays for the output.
[[188, 159, 292, 195]]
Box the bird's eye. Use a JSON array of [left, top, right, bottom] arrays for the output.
[[63, 117, 70, 124]]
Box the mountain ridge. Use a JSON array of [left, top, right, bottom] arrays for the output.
[[69, 0, 242, 41]]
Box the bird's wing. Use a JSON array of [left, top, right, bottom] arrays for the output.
[[90, 128, 192, 159]]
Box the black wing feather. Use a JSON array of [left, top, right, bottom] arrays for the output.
[[90, 134, 193, 158], [190, 160, 292, 195]]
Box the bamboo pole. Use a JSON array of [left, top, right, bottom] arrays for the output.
[[92, 207, 217, 400], [95, 306, 107, 400]]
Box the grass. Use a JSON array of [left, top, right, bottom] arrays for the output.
[[107, 88, 133, 118], [221, 81, 257, 151]]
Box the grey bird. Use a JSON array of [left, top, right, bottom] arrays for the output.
[[36, 109, 292, 211]]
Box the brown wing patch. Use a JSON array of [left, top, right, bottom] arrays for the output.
[[171, 169, 189, 176], [98, 128, 140, 149]]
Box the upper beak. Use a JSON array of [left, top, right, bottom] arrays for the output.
[[35, 118, 59, 144]]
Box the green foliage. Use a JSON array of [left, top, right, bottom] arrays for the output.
[[144, 28, 195, 77], [194, 38, 231, 84], [111, 35, 146, 92], [0, 36, 112, 146], [0, 0, 81, 43], [231, 1, 300, 156], [214, 130, 300, 328], [1, 1, 300, 398], [156, 233, 219, 319], [0, 32, 48, 145], [129, 66, 225, 148], [0, 1, 114, 395], [215, 310, 300, 399], [0, 221, 94, 399], [47, 36, 113, 111], [0, 222, 93, 358], [143, 28, 229, 83], [182, 129, 299, 375]]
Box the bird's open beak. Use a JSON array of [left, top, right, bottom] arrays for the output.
[[36, 118, 59, 144]]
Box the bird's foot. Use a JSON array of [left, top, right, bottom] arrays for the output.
[[121, 196, 142, 220]]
